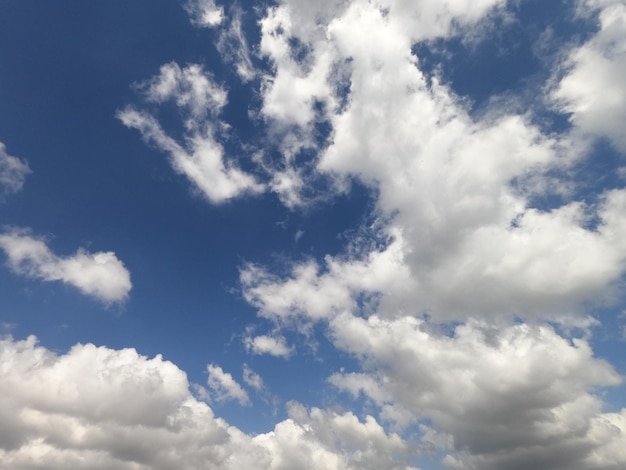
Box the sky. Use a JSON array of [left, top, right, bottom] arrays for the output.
[[1, 0, 626, 468]]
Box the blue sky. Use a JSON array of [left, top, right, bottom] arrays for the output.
[[1, 1, 626, 469]]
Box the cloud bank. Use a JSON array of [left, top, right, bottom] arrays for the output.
[[0, 335, 417, 470]]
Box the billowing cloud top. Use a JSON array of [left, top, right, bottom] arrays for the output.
[[0, 336, 418, 470]]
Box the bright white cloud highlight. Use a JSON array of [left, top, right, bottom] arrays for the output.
[[118, 63, 262, 204], [0, 229, 131, 304], [244, 333, 294, 358], [185, 0, 224, 28], [207, 364, 250, 406], [553, 0, 626, 151], [0, 336, 417, 470], [0, 142, 30, 195]]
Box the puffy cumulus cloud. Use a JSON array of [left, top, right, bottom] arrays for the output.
[[0, 142, 30, 195], [241, 0, 626, 324], [254, 402, 419, 470], [0, 229, 131, 304], [118, 63, 263, 204], [0, 335, 236, 470], [552, 0, 626, 152], [237, 0, 626, 465], [253, 0, 505, 182], [328, 314, 626, 469], [244, 333, 294, 358], [0, 336, 416, 470], [206, 364, 250, 406], [242, 190, 626, 324], [241, 237, 412, 324], [185, 0, 224, 28]]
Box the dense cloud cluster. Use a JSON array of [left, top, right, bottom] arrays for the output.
[[238, 0, 626, 467], [0, 336, 417, 470]]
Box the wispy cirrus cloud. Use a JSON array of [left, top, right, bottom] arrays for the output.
[[0, 228, 131, 304]]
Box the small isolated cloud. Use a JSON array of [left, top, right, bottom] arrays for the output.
[[244, 334, 293, 358], [0, 228, 131, 304], [118, 63, 263, 204], [0, 142, 31, 195], [185, 0, 224, 28], [242, 363, 264, 391], [141, 62, 227, 119], [207, 363, 250, 406]]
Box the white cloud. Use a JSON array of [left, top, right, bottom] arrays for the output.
[[237, 1, 626, 468], [118, 63, 263, 204], [142, 62, 227, 119], [0, 142, 30, 195], [242, 363, 264, 391], [0, 335, 417, 470], [185, 0, 224, 28], [207, 364, 250, 406], [552, 0, 626, 152], [118, 107, 262, 204], [240, 0, 626, 327], [216, 8, 256, 82], [0, 229, 131, 304], [328, 314, 625, 469], [255, 401, 419, 470], [243, 333, 294, 358]]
